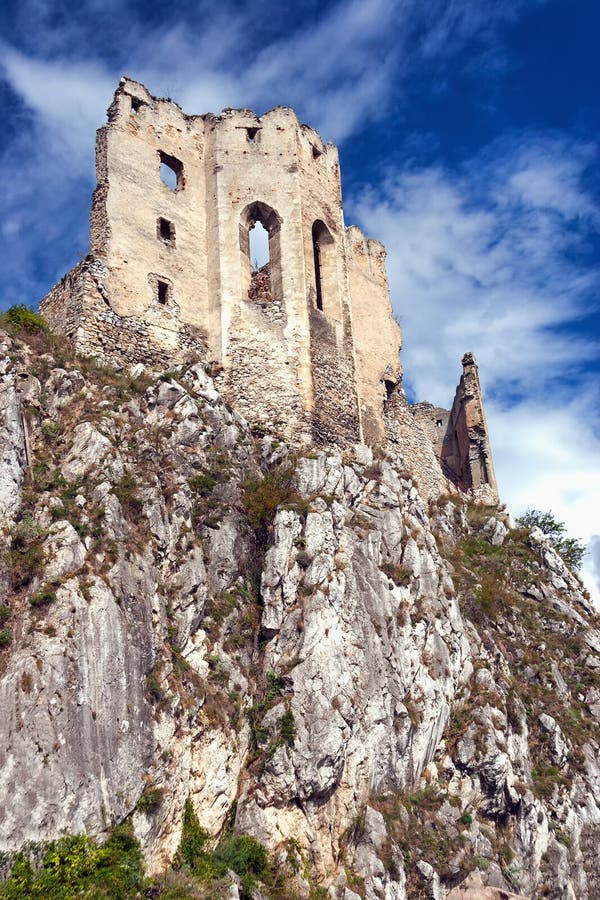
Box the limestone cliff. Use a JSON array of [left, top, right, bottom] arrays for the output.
[[1, 324, 599, 900]]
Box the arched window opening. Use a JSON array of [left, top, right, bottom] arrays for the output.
[[239, 201, 283, 304], [159, 151, 184, 191], [312, 219, 337, 316], [248, 222, 271, 301]]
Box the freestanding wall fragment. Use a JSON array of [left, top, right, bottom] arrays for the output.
[[411, 354, 498, 503]]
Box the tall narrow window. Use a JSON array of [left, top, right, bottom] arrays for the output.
[[157, 280, 169, 305], [239, 201, 283, 305], [249, 221, 269, 271], [159, 151, 184, 191], [312, 220, 340, 319], [313, 223, 324, 311], [131, 96, 143, 114]]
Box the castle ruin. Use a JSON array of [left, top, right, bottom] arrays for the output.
[[40, 77, 498, 503]]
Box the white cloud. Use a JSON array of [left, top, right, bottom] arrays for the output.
[[487, 392, 600, 603], [1, 47, 114, 156], [583, 536, 600, 607], [351, 134, 600, 599], [351, 135, 599, 405]]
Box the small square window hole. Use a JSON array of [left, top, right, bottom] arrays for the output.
[[157, 217, 175, 245], [157, 280, 169, 305]]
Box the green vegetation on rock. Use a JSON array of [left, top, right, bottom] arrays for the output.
[[0, 305, 48, 334], [516, 508, 586, 571]]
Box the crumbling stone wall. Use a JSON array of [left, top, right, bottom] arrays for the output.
[[41, 256, 207, 370], [384, 388, 450, 500], [410, 402, 451, 458], [40, 77, 402, 449], [440, 352, 498, 502], [308, 307, 360, 446], [346, 227, 402, 444]]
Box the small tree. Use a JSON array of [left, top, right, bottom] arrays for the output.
[[516, 509, 586, 571], [0, 304, 48, 333]]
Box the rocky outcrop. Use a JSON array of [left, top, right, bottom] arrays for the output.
[[0, 334, 27, 528], [0, 325, 598, 899]]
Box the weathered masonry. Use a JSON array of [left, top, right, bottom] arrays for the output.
[[410, 354, 498, 503], [40, 77, 399, 447], [40, 77, 498, 502]]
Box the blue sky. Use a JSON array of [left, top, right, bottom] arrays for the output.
[[1, 0, 599, 598]]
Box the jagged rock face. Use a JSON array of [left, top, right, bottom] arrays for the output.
[[0, 335, 27, 528], [0, 327, 599, 899]]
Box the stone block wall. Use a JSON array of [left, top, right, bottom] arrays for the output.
[[384, 390, 450, 501], [41, 256, 207, 370]]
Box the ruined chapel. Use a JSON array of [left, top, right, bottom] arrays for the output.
[[40, 77, 498, 503]]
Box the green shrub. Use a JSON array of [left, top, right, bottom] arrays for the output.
[[0, 605, 12, 625], [7, 518, 46, 590], [113, 473, 144, 519], [531, 764, 567, 799], [242, 468, 294, 545], [0, 629, 12, 648], [136, 786, 164, 813], [29, 585, 58, 608], [214, 835, 270, 898], [266, 670, 284, 699], [278, 709, 296, 747], [0, 823, 145, 899], [176, 796, 273, 899], [178, 798, 211, 869], [516, 508, 586, 571], [0, 305, 48, 334], [41, 421, 63, 443], [189, 473, 219, 497]]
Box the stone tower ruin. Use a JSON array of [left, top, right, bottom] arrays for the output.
[[40, 77, 498, 503]]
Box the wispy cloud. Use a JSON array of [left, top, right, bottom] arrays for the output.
[[0, 0, 537, 307], [351, 133, 599, 404], [351, 133, 600, 598], [585, 536, 600, 606]]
